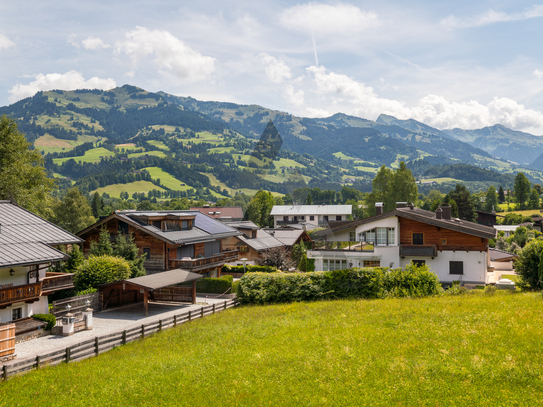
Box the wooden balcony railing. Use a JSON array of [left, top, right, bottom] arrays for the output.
[[0, 282, 42, 307], [169, 250, 239, 272], [42, 272, 75, 293], [399, 244, 437, 257]]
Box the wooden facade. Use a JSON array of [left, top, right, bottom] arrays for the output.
[[399, 218, 487, 252], [0, 323, 15, 358]]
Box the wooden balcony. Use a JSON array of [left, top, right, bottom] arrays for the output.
[[41, 272, 75, 295], [399, 244, 437, 257], [0, 282, 42, 309], [169, 250, 239, 273]]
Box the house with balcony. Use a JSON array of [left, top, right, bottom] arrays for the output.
[[0, 201, 82, 325], [77, 210, 241, 277], [270, 205, 352, 229], [308, 202, 496, 286], [221, 221, 285, 262]]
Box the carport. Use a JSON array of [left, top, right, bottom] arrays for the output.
[[100, 269, 203, 316]]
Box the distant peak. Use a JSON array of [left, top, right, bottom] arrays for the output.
[[376, 113, 398, 124]]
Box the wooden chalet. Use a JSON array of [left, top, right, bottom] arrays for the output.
[[476, 210, 505, 226], [77, 210, 241, 277], [0, 201, 82, 344], [222, 221, 285, 262]]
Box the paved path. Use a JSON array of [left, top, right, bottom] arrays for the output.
[[14, 296, 229, 360]]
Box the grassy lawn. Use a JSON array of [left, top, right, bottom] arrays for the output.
[[142, 167, 192, 191], [2, 292, 542, 406], [92, 180, 166, 198], [52, 147, 114, 164]]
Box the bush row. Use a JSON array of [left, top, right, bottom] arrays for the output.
[[221, 264, 277, 273], [32, 314, 56, 330], [237, 264, 442, 305], [195, 275, 233, 294]]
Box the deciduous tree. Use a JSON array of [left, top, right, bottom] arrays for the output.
[[50, 187, 95, 233], [514, 172, 531, 210]]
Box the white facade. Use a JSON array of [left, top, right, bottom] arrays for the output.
[[308, 214, 491, 285], [0, 265, 49, 323], [271, 205, 352, 229]]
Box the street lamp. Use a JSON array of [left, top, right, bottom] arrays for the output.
[[241, 258, 248, 274]]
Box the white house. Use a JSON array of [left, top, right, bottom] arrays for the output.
[[307, 203, 496, 286], [270, 205, 352, 229], [0, 201, 82, 324]]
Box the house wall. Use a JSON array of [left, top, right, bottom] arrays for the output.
[[273, 214, 348, 228], [0, 297, 48, 323]]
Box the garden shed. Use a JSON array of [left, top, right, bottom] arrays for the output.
[[100, 269, 203, 315]]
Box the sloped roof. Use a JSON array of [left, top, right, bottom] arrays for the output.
[[190, 206, 243, 220], [100, 268, 203, 290], [264, 229, 307, 246], [77, 210, 241, 245], [270, 205, 352, 216], [237, 230, 284, 252], [0, 201, 82, 267], [319, 207, 496, 239], [223, 221, 260, 230], [489, 248, 518, 261]]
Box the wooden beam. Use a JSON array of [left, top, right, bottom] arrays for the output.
[[192, 281, 196, 304], [144, 290, 149, 316]]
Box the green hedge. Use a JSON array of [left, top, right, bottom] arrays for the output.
[[221, 264, 277, 273], [32, 314, 56, 331], [237, 264, 442, 305], [195, 275, 233, 294]]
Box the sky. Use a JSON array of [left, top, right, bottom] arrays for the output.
[[3, 1, 543, 134]]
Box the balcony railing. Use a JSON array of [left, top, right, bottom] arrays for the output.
[[310, 241, 374, 252], [42, 272, 75, 293], [277, 220, 301, 225], [0, 282, 42, 307], [169, 250, 239, 272], [399, 244, 437, 257]]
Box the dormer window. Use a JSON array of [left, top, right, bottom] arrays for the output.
[[153, 221, 161, 229]]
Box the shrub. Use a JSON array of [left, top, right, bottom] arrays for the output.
[[74, 255, 131, 290], [195, 275, 233, 294], [298, 254, 308, 272], [32, 314, 56, 330], [232, 280, 240, 294], [76, 287, 97, 296], [221, 264, 277, 273], [515, 239, 543, 288], [237, 266, 441, 305]]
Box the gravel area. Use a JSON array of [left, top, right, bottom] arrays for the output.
[[14, 296, 231, 360]]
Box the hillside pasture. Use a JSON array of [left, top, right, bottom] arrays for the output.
[[92, 180, 166, 198], [34, 134, 100, 154], [142, 167, 193, 191], [52, 147, 114, 164], [127, 151, 167, 159], [1, 292, 542, 406]]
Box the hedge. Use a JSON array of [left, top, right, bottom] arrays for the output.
[[221, 264, 277, 273], [32, 314, 56, 330], [74, 255, 131, 290], [195, 275, 233, 294], [237, 264, 442, 305]]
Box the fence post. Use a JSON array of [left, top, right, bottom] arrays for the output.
[[224, 300, 227, 310], [213, 303, 216, 314], [66, 347, 71, 363], [95, 337, 99, 355], [122, 330, 126, 345], [2, 365, 7, 382], [36, 355, 40, 370], [141, 324, 145, 339], [159, 320, 162, 332], [201, 307, 204, 318], [188, 310, 192, 321], [174, 315, 177, 327]]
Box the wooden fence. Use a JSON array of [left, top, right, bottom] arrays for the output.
[[0, 323, 15, 358], [51, 292, 103, 321], [0, 299, 237, 381]]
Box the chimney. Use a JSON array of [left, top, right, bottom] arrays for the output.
[[396, 202, 407, 209], [435, 207, 443, 220], [440, 204, 451, 220], [375, 202, 383, 215]]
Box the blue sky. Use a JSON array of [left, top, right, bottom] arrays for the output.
[[2, 1, 543, 133]]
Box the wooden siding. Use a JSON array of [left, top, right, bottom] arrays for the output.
[[399, 218, 487, 252], [0, 323, 15, 357]]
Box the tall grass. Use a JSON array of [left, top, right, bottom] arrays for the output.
[[1, 292, 542, 406]]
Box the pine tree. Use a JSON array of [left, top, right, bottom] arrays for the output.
[[514, 172, 531, 210], [91, 192, 103, 218], [498, 186, 505, 204], [90, 227, 113, 256], [528, 188, 540, 210], [484, 186, 499, 212]]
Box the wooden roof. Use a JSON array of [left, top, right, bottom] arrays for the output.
[[100, 269, 203, 291]]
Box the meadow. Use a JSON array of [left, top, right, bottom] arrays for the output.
[[52, 147, 114, 164], [1, 292, 542, 406], [92, 180, 166, 198]]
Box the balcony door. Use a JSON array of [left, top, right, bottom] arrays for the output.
[[178, 245, 195, 259], [412, 233, 424, 245]]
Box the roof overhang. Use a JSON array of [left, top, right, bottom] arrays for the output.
[[99, 268, 203, 291]]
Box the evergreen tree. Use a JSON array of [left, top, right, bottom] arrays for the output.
[[498, 186, 505, 204], [447, 184, 475, 221], [484, 186, 499, 213], [113, 234, 146, 278], [91, 192, 103, 218], [514, 172, 531, 210], [90, 227, 113, 256], [528, 188, 540, 210], [305, 192, 313, 205], [64, 244, 84, 273]]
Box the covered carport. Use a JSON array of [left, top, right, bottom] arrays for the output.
[[100, 269, 203, 316]]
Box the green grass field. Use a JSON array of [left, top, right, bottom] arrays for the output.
[[147, 140, 169, 150], [92, 180, 166, 198], [34, 134, 101, 154], [127, 151, 167, 159], [142, 167, 192, 191], [2, 292, 542, 406], [495, 207, 542, 217], [333, 152, 356, 160], [52, 147, 114, 164], [200, 172, 283, 197]]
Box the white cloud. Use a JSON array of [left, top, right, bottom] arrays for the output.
[[8, 71, 116, 102], [304, 65, 543, 132], [82, 36, 111, 50], [441, 5, 543, 29], [0, 34, 15, 51], [283, 85, 305, 106], [115, 27, 215, 82], [258, 53, 292, 84], [533, 69, 543, 79], [280, 2, 379, 35], [68, 34, 80, 48]]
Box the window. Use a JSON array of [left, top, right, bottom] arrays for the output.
[[310, 216, 314, 221], [181, 220, 188, 230], [441, 238, 447, 245], [152, 220, 161, 229], [177, 245, 195, 259], [349, 232, 356, 242], [12, 308, 22, 321], [143, 248, 151, 259], [363, 260, 380, 267], [204, 241, 221, 257], [118, 221, 129, 235], [164, 221, 181, 231], [412, 260, 426, 267], [388, 228, 395, 245], [300, 216, 305, 220], [366, 229, 375, 244], [336, 216, 342, 221], [413, 233, 424, 245], [450, 261, 463, 275], [376, 228, 387, 245], [323, 259, 347, 271]]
